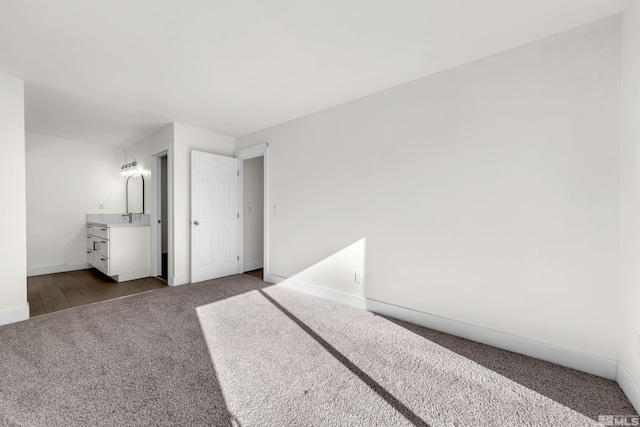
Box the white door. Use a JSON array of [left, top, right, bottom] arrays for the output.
[[191, 150, 240, 282]]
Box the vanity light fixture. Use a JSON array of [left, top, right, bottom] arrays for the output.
[[121, 160, 141, 177]]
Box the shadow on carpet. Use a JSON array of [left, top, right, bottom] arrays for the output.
[[383, 316, 636, 421]]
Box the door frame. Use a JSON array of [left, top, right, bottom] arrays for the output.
[[150, 148, 172, 281], [234, 142, 269, 278]]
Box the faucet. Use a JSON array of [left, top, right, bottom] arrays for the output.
[[122, 213, 133, 223]]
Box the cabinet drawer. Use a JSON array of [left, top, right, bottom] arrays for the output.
[[99, 239, 109, 258], [87, 237, 104, 253], [96, 227, 109, 239], [97, 255, 109, 275], [86, 225, 109, 239]]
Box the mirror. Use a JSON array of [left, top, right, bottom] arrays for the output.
[[126, 175, 144, 214]]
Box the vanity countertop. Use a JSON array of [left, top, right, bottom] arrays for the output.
[[87, 221, 150, 228], [86, 213, 151, 227]]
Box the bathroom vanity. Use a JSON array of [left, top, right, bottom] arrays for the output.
[[86, 214, 150, 282]]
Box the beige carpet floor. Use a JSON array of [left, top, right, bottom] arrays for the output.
[[0, 274, 635, 426]]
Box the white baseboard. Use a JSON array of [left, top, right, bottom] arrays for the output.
[[0, 303, 29, 326], [169, 274, 190, 287], [273, 276, 618, 382], [27, 263, 91, 277], [244, 260, 264, 272], [617, 362, 640, 414], [265, 273, 283, 284], [364, 297, 618, 380], [277, 277, 368, 310]]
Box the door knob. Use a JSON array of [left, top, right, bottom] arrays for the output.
[[193, 221, 199, 226]]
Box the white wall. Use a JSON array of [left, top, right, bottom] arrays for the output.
[[236, 17, 622, 359], [620, 1, 640, 389], [243, 156, 264, 270], [0, 74, 28, 324], [173, 123, 234, 283], [26, 133, 125, 273]]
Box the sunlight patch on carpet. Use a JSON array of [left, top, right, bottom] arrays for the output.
[[196, 286, 601, 426]]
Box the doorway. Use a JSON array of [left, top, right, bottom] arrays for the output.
[[151, 150, 170, 282], [243, 156, 264, 279], [244, 157, 264, 272], [234, 142, 269, 280], [160, 155, 168, 281]]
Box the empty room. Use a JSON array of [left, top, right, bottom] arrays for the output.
[[1, 1, 640, 425]]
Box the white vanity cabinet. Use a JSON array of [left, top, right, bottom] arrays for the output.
[[86, 223, 150, 282]]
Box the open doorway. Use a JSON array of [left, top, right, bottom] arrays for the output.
[[159, 154, 168, 281], [235, 142, 269, 281], [151, 150, 170, 282], [243, 156, 264, 279]]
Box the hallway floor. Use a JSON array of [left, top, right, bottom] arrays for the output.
[[27, 269, 167, 317], [243, 268, 263, 280]]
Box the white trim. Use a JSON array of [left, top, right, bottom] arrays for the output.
[[237, 159, 245, 274], [0, 303, 29, 326], [150, 151, 161, 276], [265, 273, 283, 284], [274, 276, 618, 381], [364, 298, 617, 380], [277, 277, 368, 309], [244, 260, 264, 272], [169, 274, 190, 287], [234, 142, 268, 160], [167, 143, 175, 282], [617, 362, 640, 414], [263, 146, 269, 278], [27, 263, 91, 277]]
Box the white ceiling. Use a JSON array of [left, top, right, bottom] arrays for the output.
[[0, 0, 629, 147]]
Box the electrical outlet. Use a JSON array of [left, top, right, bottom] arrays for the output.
[[354, 272, 363, 284], [99, 203, 104, 210]]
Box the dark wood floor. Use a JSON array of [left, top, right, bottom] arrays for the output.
[[243, 268, 263, 280], [27, 269, 168, 317]]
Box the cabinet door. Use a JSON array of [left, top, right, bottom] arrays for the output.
[[109, 227, 150, 275]]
